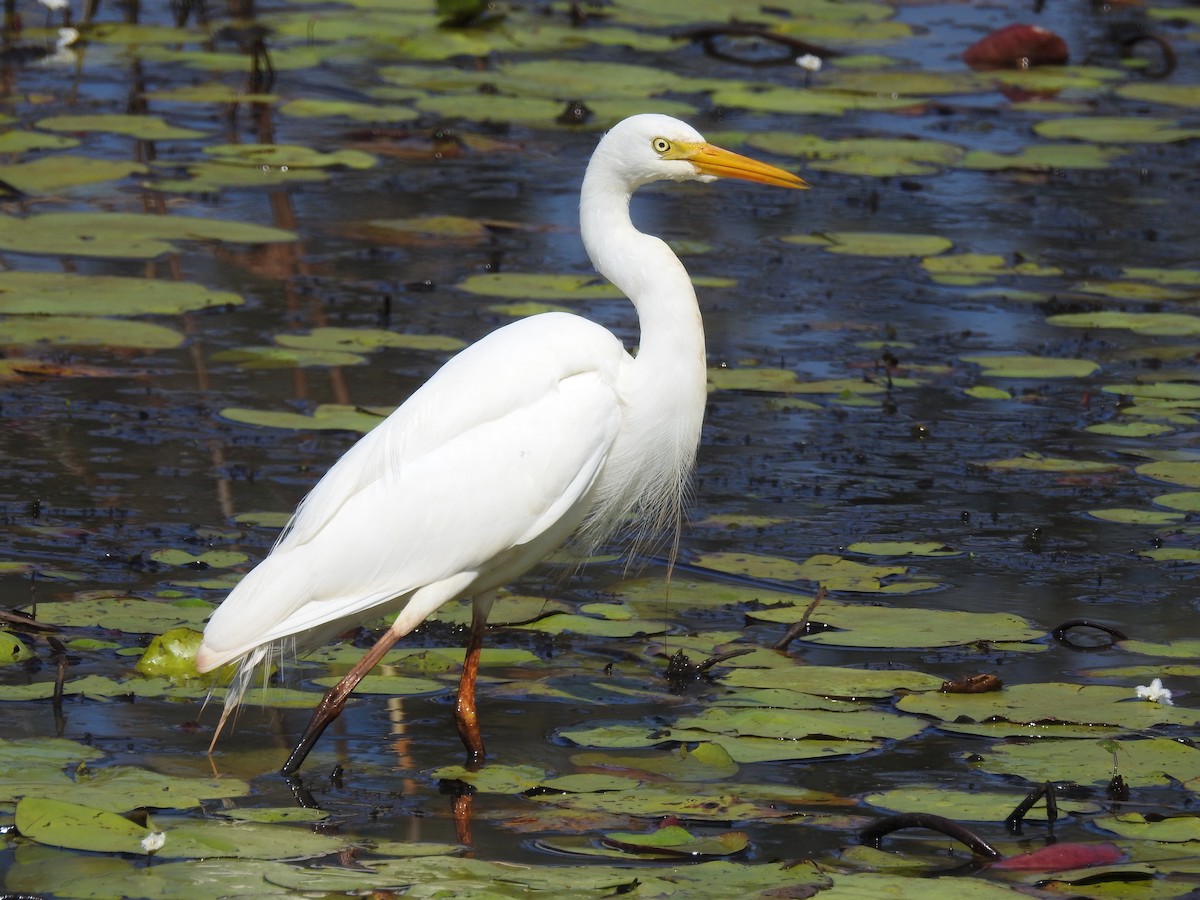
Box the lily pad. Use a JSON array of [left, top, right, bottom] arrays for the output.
[[750, 133, 963, 177], [1136, 460, 1200, 488], [0, 157, 148, 194], [786, 232, 953, 257], [0, 315, 185, 349], [279, 98, 419, 122], [0, 271, 242, 316], [961, 355, 1099, 378], [27, 596, 211, 633], [748, 602, 1043, 649], [204, 144, 377, 169], [1086, 508, 1185, 525], [0, 212, 296, 259], [722, 665, 944, 698], [275, 327, 464, 354], [922, 253, 1062, 285], [974, 737, 1200, 787], [960, 144, 1128, 171], [220, 403, 392, 433], [899, 683, 1200, 731], [1034, 116, 1200, 143], [36, 113, 205, 140], [1048, 311, 1200, 337], [982, 453, 1122, 474]]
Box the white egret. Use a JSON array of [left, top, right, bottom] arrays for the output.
[[195, 114, 806, 774]]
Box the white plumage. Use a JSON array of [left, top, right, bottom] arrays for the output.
[[195, 114, 805, 771]]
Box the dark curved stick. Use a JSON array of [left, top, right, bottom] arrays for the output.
[[860, 813, 1002, 859], [1006, 782, 1057, 833], [1051, 619, 1128, 651]]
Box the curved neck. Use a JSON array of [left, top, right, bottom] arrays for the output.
[[579, 173, 704, 366]]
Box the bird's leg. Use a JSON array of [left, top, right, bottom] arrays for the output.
[[455, 592, 495, 765], [280, 627, 404, 776]]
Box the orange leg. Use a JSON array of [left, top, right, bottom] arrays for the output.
[[281, 626, 402, 775], [454, 593, 494, 764]]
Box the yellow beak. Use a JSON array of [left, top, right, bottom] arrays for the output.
[[690, 143, 808, 189]]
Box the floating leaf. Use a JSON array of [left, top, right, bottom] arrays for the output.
[[1087, 508, 1185, 525], [279, 98, 418, 122], [966, 385, 1013, 400], [975, 738, 1200, 787], [0, 631, 33, 665], [1136, 460, 1200, 488], [1095, 813, 1200, 843], [1117, 82, 1200, 108], [212, 346, 367, 368], [36, 113, 205, 140], [749, 133, 963, 177], [149, 549, 248, 567], [16, 797, 148, 855], [722, 665, 944, 698], [748, 602, 1042, 649], [864, 787, 1096, 822], [900, 683, 1200, 731], [710, 85, 921, 117], [786, 231, 953, 257], [1086, 422, 1173, 438], [961, 354, 1099, 378], [1154, 492, 1200, 513], [28, 596, 211, 633], [220, 403, 391, 433], [275, 327, 465, 354], [0, 212, 296, 259], [1035, 116, 1200, 143], [150, 161, 330, 192], [0, 130, 78, 153], [959, 144, 1127, 171], [845, 541, 961, 557], [922, 253, 1062, 285], [0, 271, 242, 316], [0, 316, 183, 349], [0, 157, 148, 194], [982, 453, 1121, 474], [670, 705, 925, 743], [204, 144, 377, 169], [1048, 311, 1200, 336], [602, 825, 748, 858]]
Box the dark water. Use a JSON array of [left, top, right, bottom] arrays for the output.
[[1, 0, 1198, 888]]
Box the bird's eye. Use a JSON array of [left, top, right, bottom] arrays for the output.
[[652, 138, 672, 154]]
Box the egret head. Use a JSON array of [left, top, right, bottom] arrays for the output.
[[590, 113, 808, 192]]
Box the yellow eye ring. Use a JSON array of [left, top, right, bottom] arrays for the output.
[[652, 137, 671, 154]]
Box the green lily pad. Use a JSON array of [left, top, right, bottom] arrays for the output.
[[710, 85, 922, 117], [1086, 421, 1174, 437], [0, 631, 33, 665], [982, 453, 1122, 474], [786, 231, 953, 257], [961, 355, 1099, 378], [150, 161, 331, 192], [27, 596, 211, 633], [275, 327, 464, 354], [602, 824, 748, 858], [212, 346, 367, 369], [922, 253, 1062, 285], [515, 612, 668, 638], [0, 157, 148, 195], [36, 113, 205, 140], [1048, 311, 1200, 336], [134, 628, 207, 681], [749, 133, 963, 177], [1095, 813, 1200, 843], [279, 98, 419, 122], [1117, 82, 1200, 108], [144, 83, 278, 104], [722, 665, 944, 698], [900, 683, 1200, 731], [960, 144, 1128, 171], [1073, 279, 1192, 303], [0, 212, 296, 259], [845, 541, 961, 557], [204, 144, 377, 169], [670, 705, 925, 743], [220, 403, 391, 433], [696, 552, 937, 593], [3, 766, 249, 811], [748, 602, 1042, 649], [864, 787, 1098, 822], [1087, 508, 1186, 525], [149, 549, 248, 567], [428, 763, 546, 794], [0, 316, 184, 349], [16, 797, 150, 855], [1153, 493, 1200, 513], [310, 674, 444, 695], [0, 130, 79, 153], [966, 385, 1013, 400], [0, 271, 242, 316], [1034, 116, 1200, 143], [1136, 460, 1200, 488], [974, 737, 1200, 788]]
